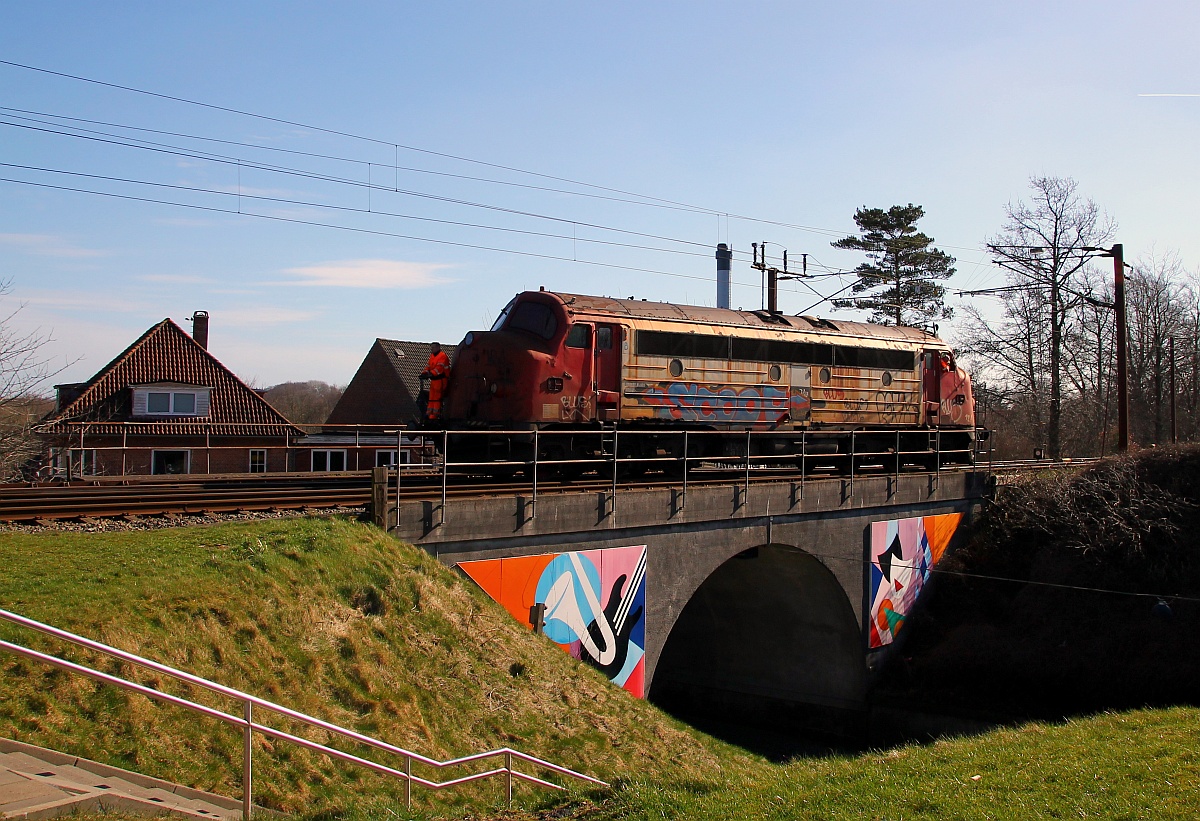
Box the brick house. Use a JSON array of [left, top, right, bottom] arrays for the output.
[[325, 339, 456, 426], [37, 313, 304, 477]]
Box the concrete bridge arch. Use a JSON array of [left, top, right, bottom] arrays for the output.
[[403, 471, 988, 716], [650, 541, 866, 719]]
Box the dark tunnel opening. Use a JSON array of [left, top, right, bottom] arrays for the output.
[[648, 543, 868, 757]]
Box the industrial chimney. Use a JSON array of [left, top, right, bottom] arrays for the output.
[[191, 311, 209, 350], [715, 243, 732, 309]]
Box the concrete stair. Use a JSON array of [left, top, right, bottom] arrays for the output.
[[0, 738, 243, 820]]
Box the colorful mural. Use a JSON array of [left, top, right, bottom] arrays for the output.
[[633, 381, 808, 424], [458, 545, 647, 697], [868, 513, 962, 648]]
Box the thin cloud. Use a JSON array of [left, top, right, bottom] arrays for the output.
[[0, 233, 108, 258], [138, 274, 216, 285], [220, 307, 320, 326], [273, 259, 453, 289]]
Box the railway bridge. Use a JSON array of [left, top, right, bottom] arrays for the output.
[[391, 468, 991, 725]]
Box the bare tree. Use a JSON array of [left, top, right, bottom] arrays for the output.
[[262, 381, 344, 425], [972, 176, 1115, 458], [0, 280, 64, 479], [1126, 250, 1192, 445]]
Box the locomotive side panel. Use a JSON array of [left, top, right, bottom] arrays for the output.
[[809, 362, 921, 428], [614, 318, 925, 430]]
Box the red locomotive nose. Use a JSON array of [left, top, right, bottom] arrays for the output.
[[443, 330, 544, 425]]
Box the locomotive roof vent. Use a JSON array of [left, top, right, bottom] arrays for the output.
[[753, 310, 792, 326], [799, 315, 840, 331]]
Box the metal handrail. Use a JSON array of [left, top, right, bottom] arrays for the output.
[[0, 608, 606, 815]]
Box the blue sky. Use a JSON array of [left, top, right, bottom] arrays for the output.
[[2, 1, 1197, 388]]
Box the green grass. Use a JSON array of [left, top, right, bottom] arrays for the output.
[[1, 517, 1198, 820]]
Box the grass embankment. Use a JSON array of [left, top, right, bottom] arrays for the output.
[[1, 515, 1199, 819], [0, 517, 738, 817]]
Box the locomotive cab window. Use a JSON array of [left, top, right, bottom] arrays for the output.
[[596, 326, 614, 350], [565, 323, 590, 348], [490, 297, 516, 331], [505, 301, 558, 340]]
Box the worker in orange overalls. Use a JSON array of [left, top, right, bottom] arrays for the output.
[[421, 342, 451, 423]]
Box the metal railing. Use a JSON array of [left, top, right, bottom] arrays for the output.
[[415, 426, 988, 527], [0, 608, 606, 816]]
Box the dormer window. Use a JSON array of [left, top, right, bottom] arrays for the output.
[[133, 384, 211, 417]]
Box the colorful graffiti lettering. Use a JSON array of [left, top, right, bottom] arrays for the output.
[[458, 545, 647, 697], [635, 381, 796, 423], [868, 513, 962, 648]]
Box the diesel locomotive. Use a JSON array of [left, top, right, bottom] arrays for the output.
[[440, 289, 976, 473]]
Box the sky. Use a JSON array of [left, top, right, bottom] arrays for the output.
[[2, 1, 1198, 390]]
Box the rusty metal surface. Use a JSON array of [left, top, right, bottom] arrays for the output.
[[549, 291, 941, 344]]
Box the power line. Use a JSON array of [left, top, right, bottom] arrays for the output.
[[0, 105, 720, 217], [0, 172, 829, 298], [0, 115, 855, 280], [0, 58, 997, 265], [0, 117, 723, 258], [0, 160, 717, 261], [0, 58, 723, 214]]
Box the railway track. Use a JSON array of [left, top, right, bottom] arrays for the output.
[[0, 458, 1089, 524]]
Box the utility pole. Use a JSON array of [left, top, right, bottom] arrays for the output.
[[1112, 243, 1129, 453], [1171, 336, 1178, 444]]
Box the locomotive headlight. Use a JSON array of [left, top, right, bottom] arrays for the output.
[[489, 382, 498, 394]]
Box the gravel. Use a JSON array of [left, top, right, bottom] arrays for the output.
[[0, 506, 368, 534]]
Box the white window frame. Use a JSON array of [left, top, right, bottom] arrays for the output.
[[147, 391, 198, 415], [133, 385, 211, 418], [49, 448, 98, 476], [311, 449, 347, 472], [374, 449, 411, 468], [249, 449, 267, 473], [151, 449, 191, 475]]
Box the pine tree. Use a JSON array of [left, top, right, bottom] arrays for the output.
[[831, 204, 956, 326]]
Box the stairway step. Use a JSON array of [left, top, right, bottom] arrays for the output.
[[0, 738, 243, 820]]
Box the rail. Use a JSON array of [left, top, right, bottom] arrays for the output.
[[0, 608, 607, 816]]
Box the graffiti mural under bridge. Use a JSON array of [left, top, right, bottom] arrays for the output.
[[868, 513, 962, 648], [458, 545, 647, 697]]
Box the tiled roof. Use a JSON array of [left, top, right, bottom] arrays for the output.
[[325, 339, 456, 426], [37, 319, 302, 436]]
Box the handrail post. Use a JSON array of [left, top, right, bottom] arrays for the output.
[[744, 429, 751, 507], [610, 429, 618, 521], [242, 699, 253, 819], [405, 754, 412, 809], [505, 750, 513, 806], [531, 428, 539, 519], [440, 429, 448, 527], [681, 431, 688, 509]]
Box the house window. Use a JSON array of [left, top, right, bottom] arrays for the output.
[[249, 449, 267, 473], [312, 450, 347, 472], [144, 390, 202, 416], [49, 448, 98, 477], [152, 450, 190, 475], [375, 450, 410, 467]]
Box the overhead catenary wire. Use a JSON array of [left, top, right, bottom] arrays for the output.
[[0, 116, 853, 279], [0, 172, 839, 295], [0, 58, 998, 269]]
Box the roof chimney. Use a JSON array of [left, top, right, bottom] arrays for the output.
[[715, 244, 732, 309], [191, 311, 209, 350]]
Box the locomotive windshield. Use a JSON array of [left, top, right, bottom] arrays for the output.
[[490, 297, 516, 331], [504, 300, 559, 340]]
